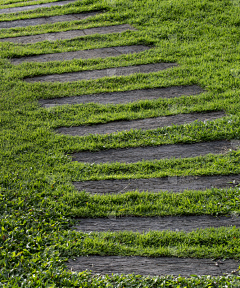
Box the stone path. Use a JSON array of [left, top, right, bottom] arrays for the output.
[[11, 45, 150, 64], [71, 140, 234, 164], [56, 111, 225, 137], [0, 0, 76, 14], [39, 85, 204, 107], [0, 12, 100, 29], [74, 215, 240, 233], [3, 0, 239, 277], [67, 256, 239, 277], [0, 24, 136, 44], [73, 174, 240, 194], [25, 62, 177, 82]]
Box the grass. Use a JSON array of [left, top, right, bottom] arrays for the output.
[[1, 0, 240, 286]]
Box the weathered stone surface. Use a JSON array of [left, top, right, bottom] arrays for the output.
[[71, 140, 236, 164], [0, 24, 136, 43], [39, 85, 204, 107], [11, 45, 150, 64], [75, 215, 240, 233], [73, 174, 240, 194], [67, 256, 239, 276], [25, 62, 177, 82], [56, 111, 225, 137], [0, 12, 100, 29], [0, 0, 76, 14]]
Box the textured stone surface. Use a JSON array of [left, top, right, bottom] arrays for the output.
[[67, 256, 239, 276], [0, 24, 136, 44], [74, 215, 240, 233], [39, 85, 204, 107], [0, 12, 100, 29], [71, 140, 236, 164], [73, 174, 240, 194], [25, 62, 177, 82], [56, 111, 225, 137], [11, 45, 150, 64], [0, 0, 76, 14]]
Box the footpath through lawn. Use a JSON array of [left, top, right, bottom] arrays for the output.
[[1, 0, 240, 286]]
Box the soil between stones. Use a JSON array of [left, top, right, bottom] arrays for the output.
[[25, 62, 178, 82], [0, 0, 76, 14], [56, 111, 225, 137], [67, 256, 239, 276], [0, 24, 136, 44], [39, 85, 204, 107], [73, 174, 240, 194], [0, 12, 100, 29], [71, 140, 236, 164], [11, 45, 150, 64], [74, 215, 240, 233]]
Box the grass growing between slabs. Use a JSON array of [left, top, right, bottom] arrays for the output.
[[1, 0, 240, 286]]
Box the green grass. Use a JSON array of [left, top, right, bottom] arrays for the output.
[[1, 0, 240, 286]]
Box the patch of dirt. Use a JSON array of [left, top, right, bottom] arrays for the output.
[[0, 24, 136, 44], [11, 45, 149, 64], [67, 256, 239, 276], [39, 85, 204, 107], [74, 215, 240, 233], [57, 111, 225, 136], [71, 140, 235, 164], [0, 12, 100, 29], [73, 174, 240, 194], [24, 62, 177, 82], [0, 0, 76, 14]]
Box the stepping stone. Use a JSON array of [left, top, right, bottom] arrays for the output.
[[11, 45, 150, 64], [0, 11, 100, 29], [74, 215, 240, 233], [39, 85, 204, 107], [71, 140, 236, 164], [0, 24, 136, 44], [67, 256, 239, 276], [73, 174, 240, 194], [0, 0, 76, 14], [56, 111, 225, 137], [25, 62, 177, 82]]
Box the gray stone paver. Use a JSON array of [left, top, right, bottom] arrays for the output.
[[25, 62, 177, 82], [0, 24, 136, 44], [0, 11, 100, 29], [0, 0, 77, 14]]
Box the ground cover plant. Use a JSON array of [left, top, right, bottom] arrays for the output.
[[1, 0, 240, 286]]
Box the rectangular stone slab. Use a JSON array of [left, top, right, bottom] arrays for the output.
[[73, 174, 240, 194], [25, 62, 178, 82], [0, 24, 136, 44], [0, 0, 77, 14], [39, 85, 205, 107], [67, 256, 239, 276], [56, 111, 225, 137], [74, 215, 240, 233], [11, 45, 150, 64], [0, 12, 100, 29], [71, 140, 237, 164]]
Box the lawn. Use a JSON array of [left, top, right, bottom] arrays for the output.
[[1, 0, 240, 286]]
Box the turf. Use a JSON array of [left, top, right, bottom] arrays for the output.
[[1, 0, 240, 286]]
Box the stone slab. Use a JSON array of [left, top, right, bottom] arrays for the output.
[[0, 0, 76, 14], [11, 45, 150, 64], [71, 140, 236, 164], [73, 174, 240, 194], [56, 111, 225, 137], [39, 85, 204, 107], [0, 24, 136, 44], [0, 11, 100, 29], [25, 62, 178, 82], [67, 256, 239, 276], [75, 215, 240, 233]]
